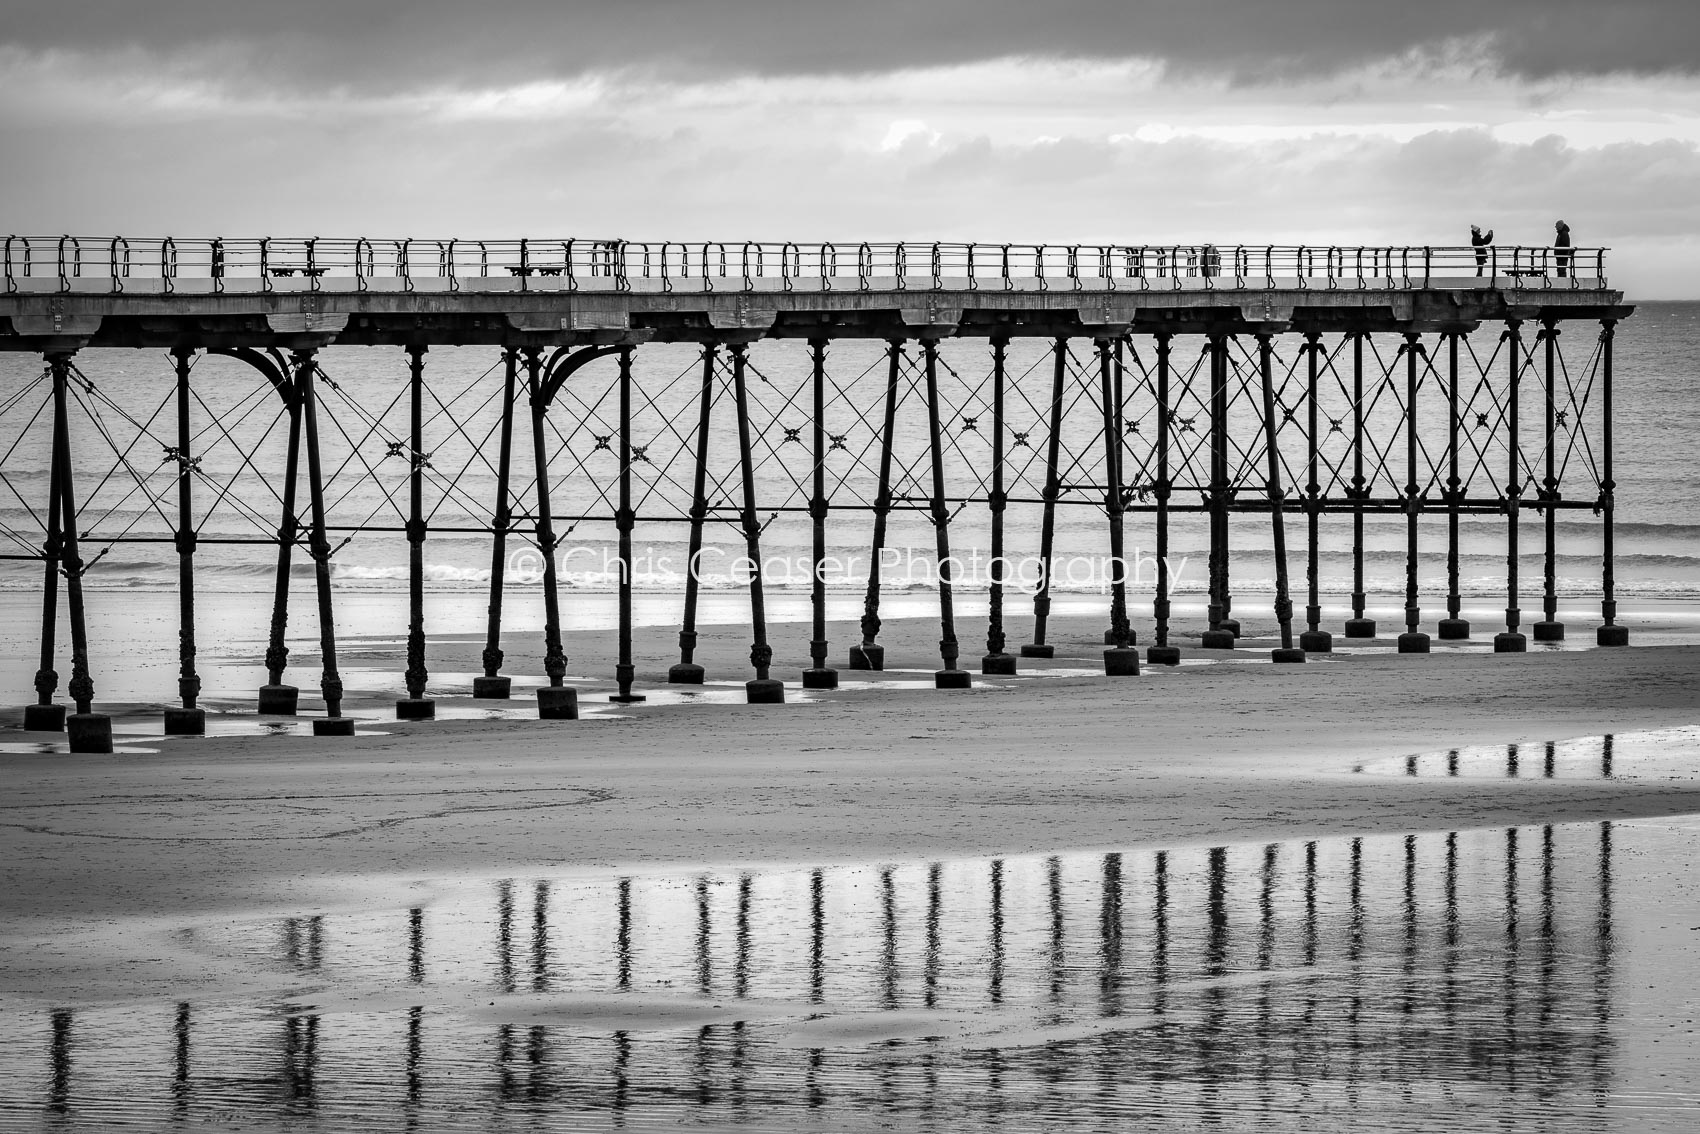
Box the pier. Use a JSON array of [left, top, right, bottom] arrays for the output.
[[0, 236, 1632, 749]]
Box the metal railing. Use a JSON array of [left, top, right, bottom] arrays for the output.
[[1, 236, 1608, 295]]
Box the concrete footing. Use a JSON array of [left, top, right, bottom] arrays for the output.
[[67, 713, 113, 753], [1343, 618, 1376, 638], [1218, 619, 1241, 639], [1272, 647, 1307, 663], [537, 686, 579, 719], [1437, 618, 1471, 640], [1146, 645, 1181, 666], [1103, 647, 1141, 676], [1103, 629, 1140, 646], [23, 704, 66, 732], [1597, 624, 1629, 647], [746, 678, 786, 703], [163, 707, 206, 735], [1493, 632, 1527, 653], [609, 692, 647, 703], [472, 676, 512, 698], [1397, 632, 1431, 654], [801, 668, 838, 690], [980, 653, 1017, 675], [312, 716, 356, 737], [668, 663, 705, 684], [258, 684, 299, 715], [1299, 630, 1333, 653], [1201, 629, 1236, 650], [396, 699, 435, 720], [1019, 644, 1054, 659], [935, 669, 972, 689], [1532, 620, 1565, 642], [848, 644, 883, 670]]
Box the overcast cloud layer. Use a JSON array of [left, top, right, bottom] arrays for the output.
[[5, 1, 1699, 296]]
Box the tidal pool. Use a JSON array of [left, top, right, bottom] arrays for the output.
[[4, 809, 1699, 1128]]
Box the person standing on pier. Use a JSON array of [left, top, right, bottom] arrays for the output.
[[1554, 220, 1573, 277], [1471, 224, 1494, 275]]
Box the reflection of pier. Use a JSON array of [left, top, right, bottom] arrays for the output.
[[0, 237, 1632, 748], [15, 822, 1627, 1127]]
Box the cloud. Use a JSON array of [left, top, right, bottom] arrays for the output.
[[5, 1, 1698, 88]]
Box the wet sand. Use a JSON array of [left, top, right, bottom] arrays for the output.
[[4, 607, 1700, 1127], [4, 609, 1700, 961]]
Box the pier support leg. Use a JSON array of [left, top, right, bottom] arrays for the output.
[[26, 357, 67, 733], [1596, 319, 1627, 646], [672, 345, 717, 684], [1496, 320, 1528, 653], [1022, 338, 1067, 659], [803, 338, 838, 690], [851, 341, 902, 671], [398, 344, 436, 719], [1299, 332, 1332, 653], [1397, 333, 1431, 654], [48, 353, 110, 752], [1202, 334, 1236, 649], [1438, 332, 1470, 640], [1344, 332, 1376, 638], [298, 351, 354, 736], [1098, 337, 1138, 675], [611, 345, 646, 704], [731, 344, 784, 703], [1259, 334, 1304, 663], [166, 347, 206, 735], [259, 358, 304, 715], [1533, 320, 1565, 643], [923, 339, 970, 688], [527, 348, 578, 718], [1148, 334, 1180, 665], [982, 337, 1017, 675], [475, 349, 518, 698]]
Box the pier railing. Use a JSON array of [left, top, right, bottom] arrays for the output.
[[2, 236, 1606, 295]]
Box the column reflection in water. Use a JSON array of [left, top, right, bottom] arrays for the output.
[[11, 821, 1644, 1130]]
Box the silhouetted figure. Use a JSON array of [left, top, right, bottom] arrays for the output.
[[1554, 220, 1573, 278], [1471, 225, 1493, 276]]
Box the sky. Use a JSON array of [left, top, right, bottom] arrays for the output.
[[4, 1, 1699, 297]]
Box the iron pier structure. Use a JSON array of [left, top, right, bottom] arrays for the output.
[[0, 237, 1632, 749]]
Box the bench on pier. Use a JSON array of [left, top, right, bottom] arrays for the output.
[[1503, 268, 1548, 279], [506, 265, 568, 277], [266, 267, 329, 278]]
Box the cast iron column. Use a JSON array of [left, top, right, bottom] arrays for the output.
[[475, 348, 519, 698], [611, 345, 644, 703], [671, 344, 718, 682], [923, 339, 969, 688], [1438, 331, 1470, 639], [1533, 320, 1564, 641], [1260, 333, 1304, 662], [1495, 319, 1527, 652], [528, 347, 579, 717], [982, 336, 1017, 674], [1099, 336, 1138, 675], [258, 363, 304, 715], [398, 344, 435, 718], [166, 347, 205, 734], [1397, 332, 1431, 652], [1022, 337, 1068, 659], [1343, 332, 1375, 637], [1299, 331, 1332, 652], [1597, 319, 1627, 645], [1148, 333, 1180, 665], [851, 340, 903, 670], [803, 337, 838, 689], [731, 343, 783, 702], [49, 353, 111, 753], [298, 350, 352, 735]]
